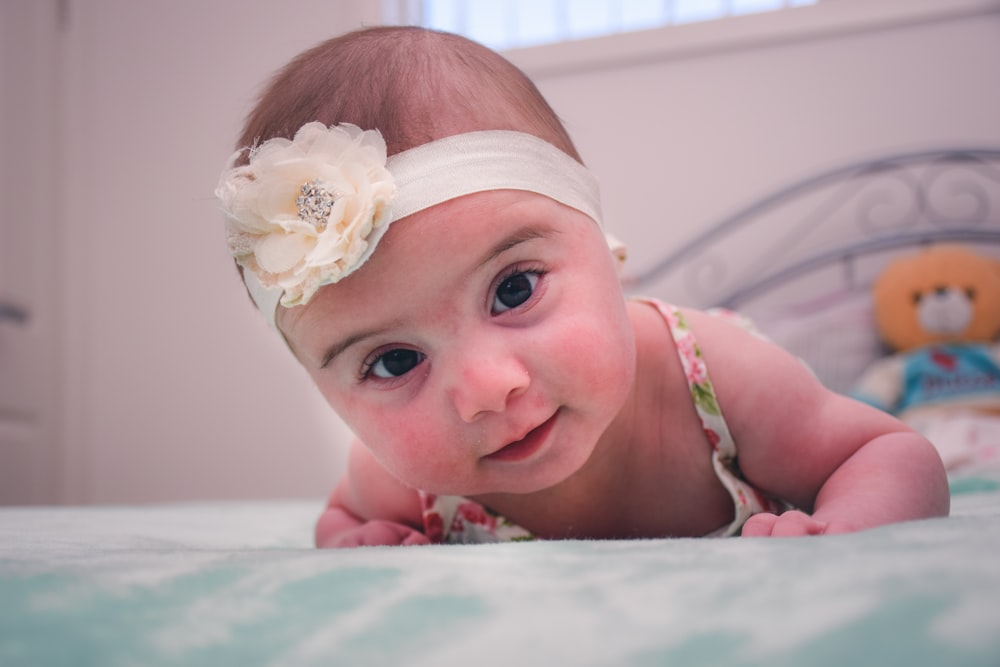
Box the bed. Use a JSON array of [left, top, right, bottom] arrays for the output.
[[3, 149, 1000, 666]]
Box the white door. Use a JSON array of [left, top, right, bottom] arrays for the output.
[[0, 0, 60, 504]]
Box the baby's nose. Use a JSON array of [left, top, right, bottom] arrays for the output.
[[448, 350, 530, 423]]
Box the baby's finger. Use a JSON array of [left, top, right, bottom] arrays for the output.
[[328, 521, 424, 547], [769, 511, 827, 537], [401, 530, 431, 546], [741, 513, 779, 537], [360, 521, 427, 546]]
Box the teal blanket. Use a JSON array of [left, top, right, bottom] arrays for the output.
[[2, 487, 999, 666]]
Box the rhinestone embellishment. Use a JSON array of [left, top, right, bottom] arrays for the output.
[[296, 180, 338, 231]]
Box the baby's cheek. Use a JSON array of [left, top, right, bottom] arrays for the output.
[[558, 317, 633, 385], [363, 416, 447, 484]]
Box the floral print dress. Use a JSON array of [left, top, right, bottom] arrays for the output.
[[418, 299, 788, 543]]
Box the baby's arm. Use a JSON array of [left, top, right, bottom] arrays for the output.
[[686, 310, 949, 537], [740, 409, 949, 536], [315, 440, 430, 548]]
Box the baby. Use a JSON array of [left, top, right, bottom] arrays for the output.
[[215, 26, 949, 547]]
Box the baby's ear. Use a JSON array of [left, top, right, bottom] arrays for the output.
[[606, 233, 627, 273]]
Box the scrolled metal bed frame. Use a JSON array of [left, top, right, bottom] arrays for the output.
[[623, 148, 1000, 311]]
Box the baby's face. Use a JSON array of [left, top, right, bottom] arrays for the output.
[[279, 190, 636, 497]]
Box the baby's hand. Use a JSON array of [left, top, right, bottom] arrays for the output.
[[741, 511, 855, 537], [317, 519, 431, 549]]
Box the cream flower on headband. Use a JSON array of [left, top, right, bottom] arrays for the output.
[[216, 122, 396, 306]]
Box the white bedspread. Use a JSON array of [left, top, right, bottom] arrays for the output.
[[2, 487, 999, 666]]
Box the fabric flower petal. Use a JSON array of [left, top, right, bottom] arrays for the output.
[[255, 232, 314, 275], [215, 123, 396, 308]]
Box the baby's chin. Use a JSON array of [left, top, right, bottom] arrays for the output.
[[437, 462, 589, 501], [417, 478, 554, 498]]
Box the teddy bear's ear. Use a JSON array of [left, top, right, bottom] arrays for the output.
[[968, 252, 1000, 343], [871, 253, 923, 352]]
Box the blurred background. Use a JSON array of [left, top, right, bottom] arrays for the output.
[[2, 0, 998, 505]]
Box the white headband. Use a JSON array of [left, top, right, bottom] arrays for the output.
[[216, 123, 618, 329]]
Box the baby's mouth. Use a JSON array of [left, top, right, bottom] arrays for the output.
[[486, 412, 558, 463]]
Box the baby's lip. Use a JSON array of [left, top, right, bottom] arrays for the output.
[[486, 412, 558, 463]]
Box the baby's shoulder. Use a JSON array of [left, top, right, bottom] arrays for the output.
[[678, 306, 827, 420]]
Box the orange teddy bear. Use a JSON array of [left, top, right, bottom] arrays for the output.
[[852, 245, 1000, 418], [852, 245, 1000, 470]]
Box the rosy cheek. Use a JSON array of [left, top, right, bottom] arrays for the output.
[[338, 398, 442, 476], [557, 318, 627, 379]]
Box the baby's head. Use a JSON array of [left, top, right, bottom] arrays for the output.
[[237, 26, 581, 163], [216, 27, 634, 496]]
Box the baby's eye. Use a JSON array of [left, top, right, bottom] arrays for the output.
[[366, 348, 425, 379], [492, 271, 540, 314]]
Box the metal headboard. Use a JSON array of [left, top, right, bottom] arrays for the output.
[[623, 148, 1000, 310]]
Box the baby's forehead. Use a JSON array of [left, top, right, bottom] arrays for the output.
[[375, 190, 571, 256], [404, 188, 564, 221], [291, 189, 619, 334]]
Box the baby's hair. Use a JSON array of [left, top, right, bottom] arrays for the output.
[[236, 26, 582, 162]]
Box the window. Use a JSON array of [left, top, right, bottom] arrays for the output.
[[390, 0, 817, 51]]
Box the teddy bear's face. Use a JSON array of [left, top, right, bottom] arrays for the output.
[[873, 246, 1000, 352], [913, 285, 976, 336]]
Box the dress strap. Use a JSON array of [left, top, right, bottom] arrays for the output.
[[637, 298, 789, 536]]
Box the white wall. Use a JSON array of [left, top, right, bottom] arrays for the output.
[[0, 1, 62, 504], [54, 0, 386, 503], [3, 0, 999, 504]]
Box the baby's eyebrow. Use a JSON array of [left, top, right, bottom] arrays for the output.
[[479, 224, 557, 266], [320, 333, 363, 370], [320, 324, 395, 370]]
